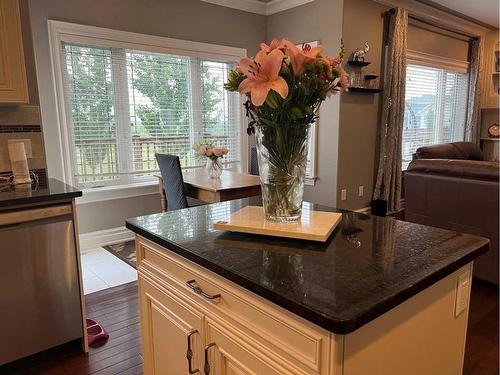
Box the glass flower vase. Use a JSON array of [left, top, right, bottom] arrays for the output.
[[255, 124, 310, 222], [206, 157, 223, 179]]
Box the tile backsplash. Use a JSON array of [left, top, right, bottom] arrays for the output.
[[0, 124, 46, 174]]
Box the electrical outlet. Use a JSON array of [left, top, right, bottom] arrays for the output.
[[341, 189, 347, 201], [8, 139, 32, 158], [455, 270, 471, 317], [358, 185, 364, 197]]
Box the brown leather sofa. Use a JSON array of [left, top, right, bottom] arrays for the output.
[[404, 142, 499, 284]]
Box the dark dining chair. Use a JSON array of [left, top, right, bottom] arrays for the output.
[[155, 154, 188, 211]]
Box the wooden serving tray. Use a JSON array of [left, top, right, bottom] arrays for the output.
[[213, 206, 342, 242]]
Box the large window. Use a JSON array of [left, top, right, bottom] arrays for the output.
[[60, 38, 242, 188], [402, 60, 469, 169]]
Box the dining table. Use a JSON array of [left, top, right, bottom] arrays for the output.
[[157, 169, 261, 210]]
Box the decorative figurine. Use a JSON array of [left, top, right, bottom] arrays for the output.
[[488, 123, 499, 138], [353, 42, 369, 62]]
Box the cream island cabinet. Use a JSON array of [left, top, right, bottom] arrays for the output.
[[126, 199, 488, 375]]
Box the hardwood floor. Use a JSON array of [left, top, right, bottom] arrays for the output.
[[0, 282, 142, 375], [463, 280, 499, 375], [0, 279, 497, 375]]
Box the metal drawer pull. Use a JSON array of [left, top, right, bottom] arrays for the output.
[[186, 280, 221, 302], [187, 330, 200, 374], [204, 342, 217, 375]]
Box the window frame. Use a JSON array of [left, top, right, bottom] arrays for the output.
[[48, 20, 248, 190], [402, 50, 470, 170]]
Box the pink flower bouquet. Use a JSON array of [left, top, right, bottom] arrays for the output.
[[193, 141, 228, 179], [225, 39, 348, 221], [193, 141, 228, 161]]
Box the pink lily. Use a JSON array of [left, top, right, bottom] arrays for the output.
[[237, 49, 289, 107], [255, 38, 283, 61], [282, 40, 324, 75], [321, 55, 342, 70]]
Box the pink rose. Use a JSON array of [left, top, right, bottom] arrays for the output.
[[212, 147, 224, 157]]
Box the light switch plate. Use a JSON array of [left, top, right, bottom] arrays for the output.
[[8, 139, 32, 158], [455, 270, 471, 317]]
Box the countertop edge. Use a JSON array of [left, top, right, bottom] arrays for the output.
[[126, 219, 489, 334], [0, 190, 83, 208]]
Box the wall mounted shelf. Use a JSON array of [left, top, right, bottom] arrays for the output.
[[349, 87, 383, 93], [348, 60, 371, 67]]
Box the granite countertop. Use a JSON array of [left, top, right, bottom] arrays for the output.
[[126, 198, 489, 334], [0, 178, 82, 208]]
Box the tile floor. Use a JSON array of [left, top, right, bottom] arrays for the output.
[[80, 247, 137, 295]]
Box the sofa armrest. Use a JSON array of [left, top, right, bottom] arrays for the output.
[[415, 142, 484, 160], [406, 159, 499, 182]]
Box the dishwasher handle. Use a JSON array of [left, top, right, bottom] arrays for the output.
[[0, 204, 73, 227]]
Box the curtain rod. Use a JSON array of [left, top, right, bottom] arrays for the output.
[[386, 8, 476, 40]]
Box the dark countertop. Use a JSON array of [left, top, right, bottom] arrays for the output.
[[126, 198, 489, 334], [0, 178, 82, 208]]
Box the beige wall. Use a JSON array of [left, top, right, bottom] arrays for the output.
[[29, 0, 266, 233], [76, 194, 160, 234], [337, 0, 388, 210], [266, 0, 344, 207]]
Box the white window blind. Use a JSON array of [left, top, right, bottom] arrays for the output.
[[62, 42, 241, 188], [402, 63, 469, 170]]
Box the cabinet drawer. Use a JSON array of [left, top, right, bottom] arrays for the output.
[[136, 236, 332, 375]]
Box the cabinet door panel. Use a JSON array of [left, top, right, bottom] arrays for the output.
[[0, 0, 28, 103], [139, 275, 204, 375]]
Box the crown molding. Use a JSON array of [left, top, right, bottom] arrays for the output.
[[266, 0, 314, 15], [373, 0, 490, 37], [200, 0, 314, 16]]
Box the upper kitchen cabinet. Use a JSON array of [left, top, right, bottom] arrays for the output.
[[0, 0, 28, 104]]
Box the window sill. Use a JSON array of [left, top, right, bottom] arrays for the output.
[[76, 174, 317, 205], [76, 180, 160, 205]]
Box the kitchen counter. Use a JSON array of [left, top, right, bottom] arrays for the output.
[[0, 178, 82, 209], [126, 198, 488, 334]]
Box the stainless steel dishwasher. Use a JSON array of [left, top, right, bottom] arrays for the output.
[[0, 204, 84, 365]]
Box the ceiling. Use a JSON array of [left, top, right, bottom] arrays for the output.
[[425, 0, 499, 28]]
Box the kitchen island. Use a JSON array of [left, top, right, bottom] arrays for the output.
[[126, 198, 488, 375]]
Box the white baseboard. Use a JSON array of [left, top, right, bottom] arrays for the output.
[[79, 226, 134, 251]]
